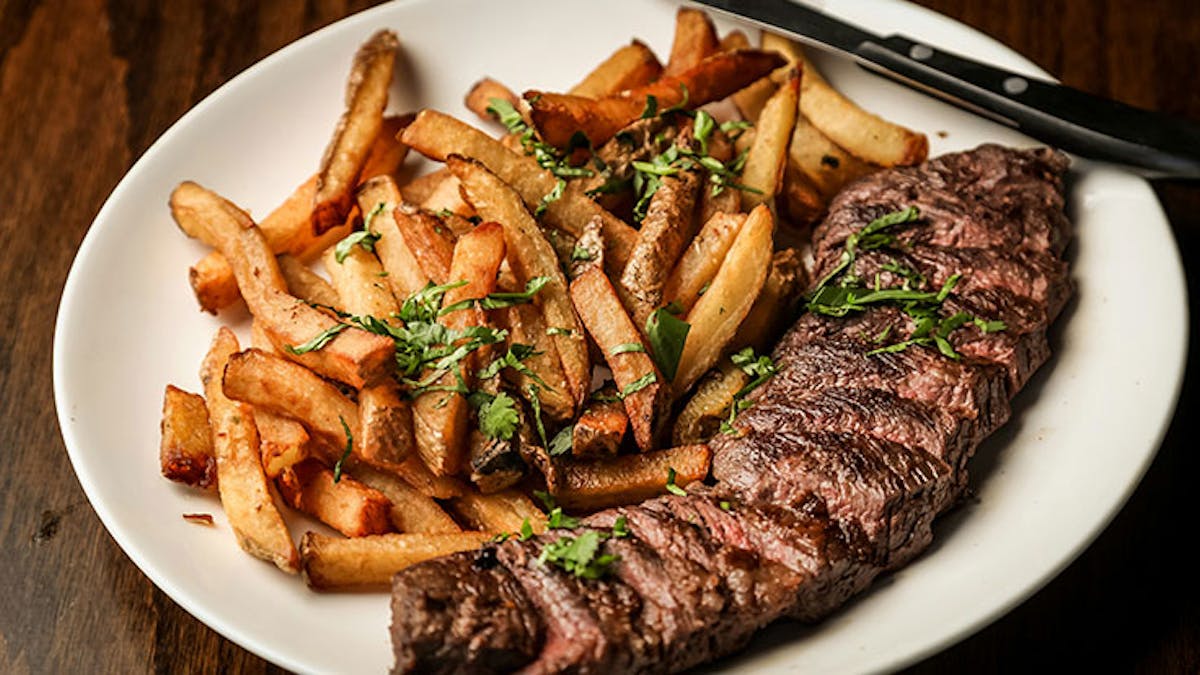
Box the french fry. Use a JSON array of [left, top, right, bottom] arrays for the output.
[[347, 462, 462, 534], [187, 254, 242, 314], [358, 382, 416, 467], [468, 429, 525, 494], [393, 203, 456, 283], [571, 386, 628, 457], [277, 460, 392, 537], [524, 49, 786, 148], [569, 39, 663, 98], [570, 267, 667, 452], [357, 176, 433, 298], [200, 328, 298, 573], [411, 223, 506, 476], [256, 409, 311, 480], [159, 385, 217, 489], [400, 110, 637, 273], [465, 77, 520, 122], [662, 212, 746, 315], [398, 167, 452, 205], [663, 8, 719, 78], [672, 361, 750, 445], [361, 113, 415, 182], [788, 113, 880, 200], [418, 174, 474, 219], [555, 444, 712, 510], [731, 248, 805, 355], [793, 45, 928, 166], [278, 254, 340, 308], [740, 70, 799, 210], [351, 456, 466, 501], [299, 531, 492, 589], [221, 348, 358, 461], [313, 30, 399, 233], [450, 489, 548, 534], [492, 294, 575, 422], [718, 29, 750, 53], [673, 204, 774, 397], [449, 156, 590, 411], [321, 242, 397, 317], [619, 171, 702, 328]]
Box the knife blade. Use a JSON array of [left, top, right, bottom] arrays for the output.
[[693, 0, 1200, 179]]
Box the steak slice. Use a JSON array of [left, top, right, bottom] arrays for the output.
[[390, 551, 543, 674], [813, 145, 1071, 260], [710, 429, 954, 567]]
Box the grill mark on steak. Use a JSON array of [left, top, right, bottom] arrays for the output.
[[389, 145, 1072, 674]]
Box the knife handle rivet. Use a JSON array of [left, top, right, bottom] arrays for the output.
[[909, 43, 934, 60], [1003, 76, 1029, 95]]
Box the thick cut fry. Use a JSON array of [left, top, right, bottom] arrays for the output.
[[619, 171, 702, 328], [348, 463, 462, 534], [788, 113, 880, 200], [411, 223, 505, 476], [450, 489, 547, 534], [313, 30, 399, 233], [401, 110, 637, 273], [556, 444, 711, 510], [358, 382, 416, 467], [357, 176, 433, 298], [419, 174, 474, 219], [662, 212, 746, 315], [278, 254, 340, 308], [571, 386, 628, 457], [673, 204, 774, 397], [569, 39, 663, 98], [525, 49, 786, 148], [322, 243, 396, 317], [449, 156, 589, 411], [493, 297, 574, 422], [200, 328, 298, 573], [221, 348, 358, 461], [793, 47, 928, 166], [255, 408, 311, 479], [398, 167, 451, 205], [159, 385, 217, 489], [465, 77, 519, 122], [740, 71, 799, 210], [361, 113, 414, 181], [672, 361, 750, 445], [663, 8, 719, 78], [570, 267, 667, 451], [277, 460, 392, 537], [393, 202, 455, 283], [300, 531, 492, 589], [731, 248, 805, 355], [350, 456, 465, 500]]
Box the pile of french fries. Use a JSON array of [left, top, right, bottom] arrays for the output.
[[158, 11, 927, 590]]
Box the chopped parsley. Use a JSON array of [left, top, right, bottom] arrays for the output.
[[610, 342, 646, 355], [571, 246, 594, 262], [334, 229, 382, 263], [536, 516, 633, 580], [284, 323, 348, 355], [526, 384, 548, 448], [611, 515, 630, 538], [548, 425, 574, 456], [520, 518, 535, 541], [720, 347, 778, 435], [476, 343, 549, 390], [333, 415, 353, 483], [547, 507, 581, 529], [645, 307, 690, 381], [620, 372, 657, 398], [476, 391, 520, 441], [487, 98, 594, 180], [665, 467, 687, 496]]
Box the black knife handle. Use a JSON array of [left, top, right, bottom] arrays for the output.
[[859, 36, 1200, 179]]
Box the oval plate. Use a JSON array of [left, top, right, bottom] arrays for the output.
[[54, 0, 1187, 672]]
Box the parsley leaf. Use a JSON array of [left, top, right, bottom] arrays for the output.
[[620, 372, 657, 398], [537, 530, 618, 579], [645, 307, 690, 381], [333, 416, 353, 483], [640, 95, 659, 119], [478, 392, 520, 441], [548, 425, 574, 456], [284, 323, 348, 355], [571, 246, 593, 262], [520, 518, 535, 541], [720, 347, 778, 434], [334, 230, 382, 263], [547, 507, 581, 530], [609, 342, 646, 356], [665, 467, 687, 496]]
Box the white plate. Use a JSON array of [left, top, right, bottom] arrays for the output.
[[54, 0, 1188, 673]]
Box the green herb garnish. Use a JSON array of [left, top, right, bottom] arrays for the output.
[[284, 323, 348, 355], [477, 391, 520, 441], [333, 416, 353, 483], [548, 425, 574, 456], [665, 467, 687, 496], [610, 342, 646, 355], [645, 307, 690, 381]]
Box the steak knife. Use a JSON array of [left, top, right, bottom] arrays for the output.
[[692, 0, 1200, 179]]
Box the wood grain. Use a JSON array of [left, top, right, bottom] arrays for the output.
[[0, 1, 1195, 672]]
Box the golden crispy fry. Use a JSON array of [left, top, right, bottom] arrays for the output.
[[393, 202, 456, 283], [411, 223, 506, 477], [556, 444, 712, 510], [718, 29, 750, 53], [672, 360, 750, 445], [788, 113, 880, 200], [398, 167, 451, 205], [314, 30, 399, 233], [492, 294, 575, 422], [790, 44, 928, 166], [400, 110, 637, 273], [347, 462, 462, 534], [221, 348, 358, 461], [450, 489, 548, 534], [525, 49, 785, 148], [361, 113, 415, 182], [278, 254, 340, 308], [619, 171, 702, 328], [159, 384, 217, 489], [200, 328, 298, 573], [465, 77, 520, 122], [356, 176, 433, 298], [740, 71, 799, 210], [350, 455, 466, 500], [673, 204, 774, 397], [570, 267, 667, 452], [187, 254, 242, 314], [419, 174, 475, 219], [449, 156, 590, 412], [731, 248, 805, 354], [663, 8, 719, 78], [662, 212, 746, 315], [569, 39, 663, 98], [255, 408, 311, 480], [571, 386, 628, 457], [277, 460, 392, 537], [321, 241, 397, 317], [299, 531, 492, 589]]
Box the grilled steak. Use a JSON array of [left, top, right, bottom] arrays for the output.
[[389, 145, 1072, 674]]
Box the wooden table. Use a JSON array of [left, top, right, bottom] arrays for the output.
[[1, 1, 1196, 672]]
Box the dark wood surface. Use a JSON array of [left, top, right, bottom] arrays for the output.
[[1, 1, 1196, 672]]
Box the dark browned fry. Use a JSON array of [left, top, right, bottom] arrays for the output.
[[160, 384, 216, 489], [555, 444, 712, 510], [572, 385, 628, 457]]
